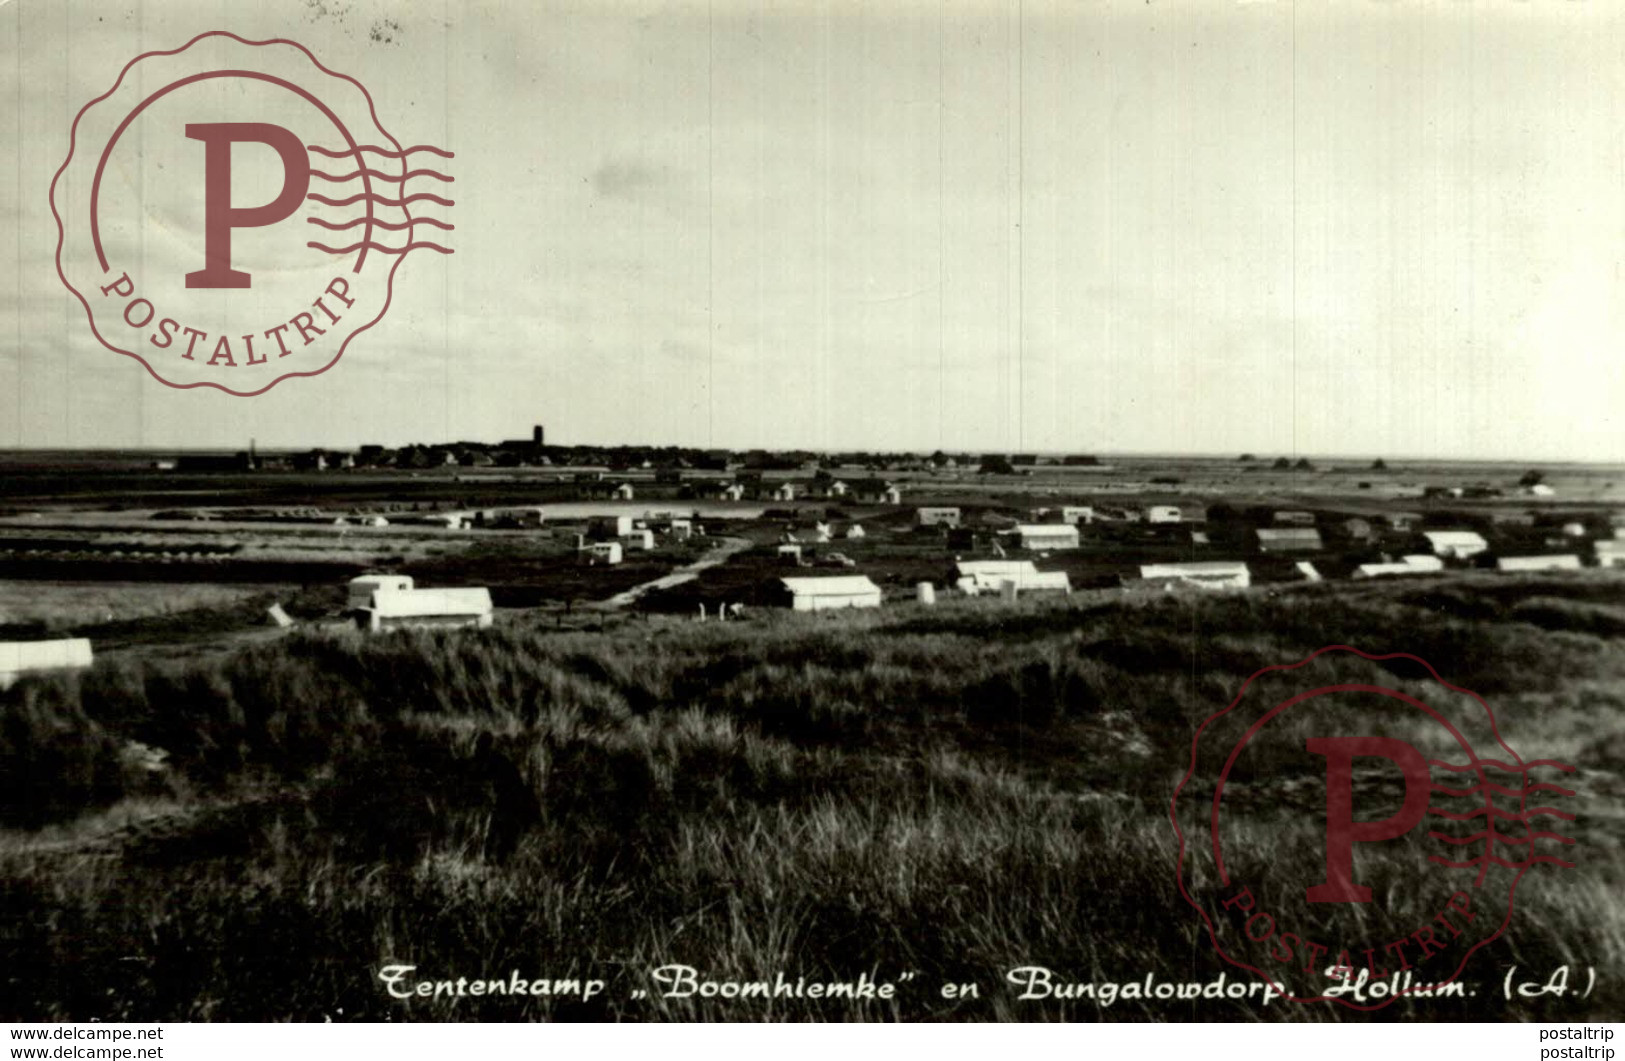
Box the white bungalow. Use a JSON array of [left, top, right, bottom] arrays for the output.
[[1255, 527, 1323, 553], [1422, 530, 1489, 559], [1353, 556, 1445, 579], [779, 575, 883, 611], [1496, 555, 1581, 573], [0, 638, 94, 689], [1138, 562, 1250, 590], [1014, 524, 1080, 551], [357, 587, 493, 632], [1147, 505, 1183, 524], [612, 483, 635, 500], [347, 573, 415, 609], [954, 560, 1071, 596], [584, 541, 623, 565], [916, 507, 962, 528], [771, 483, 798, 502], [844, 523, 867, 540], [589, 515, 634, 539], [858, 484, 903, 505]]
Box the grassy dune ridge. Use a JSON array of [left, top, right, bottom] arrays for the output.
[[1, 573, 1621, 1020]]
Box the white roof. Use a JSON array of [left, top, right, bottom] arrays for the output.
[[1256, 527, 1321, 539], [1356, 556, 1445, 577], [0, 638, 93, 673], [956, 560, 1039, 577], [351, 574, 413, 587], [366, 587, 492, 618], [1422, 530, 1488, 546], [1141, 562, 1248, 578], [957, 566, 1069, 591], [781, 575, 881, 597], [1496, 554, 1581, 571], [1015, 524, 1079, 536]]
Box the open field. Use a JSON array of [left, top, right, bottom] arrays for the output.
[[1, 571, 1620, 1021], [1, 451, 1622, 1021], [0, 581, 273, 631]]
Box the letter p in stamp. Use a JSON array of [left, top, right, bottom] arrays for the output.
[[1172, 646, 1579, 1010]]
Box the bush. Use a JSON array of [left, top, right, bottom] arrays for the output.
[[0, 678, 132, 827]]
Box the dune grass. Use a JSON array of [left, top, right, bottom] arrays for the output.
[[1, 573, 1620, 1020]]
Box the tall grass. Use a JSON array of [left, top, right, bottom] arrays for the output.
[[0, 573, 1620, 1020]]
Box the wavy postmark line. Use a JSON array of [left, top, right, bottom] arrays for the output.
[[1169, 645, 1548, 1011], [1428, 780, 1575, 798], [309, 167, 454, 183], [1430, 758, 1575, 773], [307, 241, 453, 256], [307, 191, 454, 207], [1427, 805, 1576, 822], [306, 217, 454, 231], [1428, 829, 1575, 847], [307, 143, 454, 158], [1428, 854, 1578, 871], [49, 29, 415, 397]]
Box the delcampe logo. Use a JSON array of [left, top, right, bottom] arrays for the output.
[[1172, 646, 1578, 1010], [50, 31, 454, 395]]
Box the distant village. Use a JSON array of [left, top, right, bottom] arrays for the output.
[[155, 423, 1106, 484], [3, 424, 1622, 688]]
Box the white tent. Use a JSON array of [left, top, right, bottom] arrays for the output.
[[1496, 555, 1581, 573], [359, 587, 493, 631], [0, 638, 94, 688], [1138, 562, 1250, 590], [780, 575, 882, 611]]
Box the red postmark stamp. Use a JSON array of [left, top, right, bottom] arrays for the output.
[[1171, 646, 1578, 1010], [50, 30, 454, 396]]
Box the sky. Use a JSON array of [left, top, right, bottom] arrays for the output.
[[2, 0, 1623, 460]]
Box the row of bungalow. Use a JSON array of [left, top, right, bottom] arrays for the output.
[[684, 479, 903, 504]]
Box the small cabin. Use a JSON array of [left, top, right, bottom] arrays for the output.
[[779, 575, 882, 611], [348, 574, 415, 610], [356, 588, 493, 632], [0, 638, 94, 689], [1254, 527, 1323, 553], [588, 515, 635, 539], [1138, 562, 1250, 590], [1422, 530, 1490, 560], [1496, 555, 1581, 573], [1014, 524, 1080, 551]]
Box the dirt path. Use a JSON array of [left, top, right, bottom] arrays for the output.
[[599, 537, 752, 607]]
